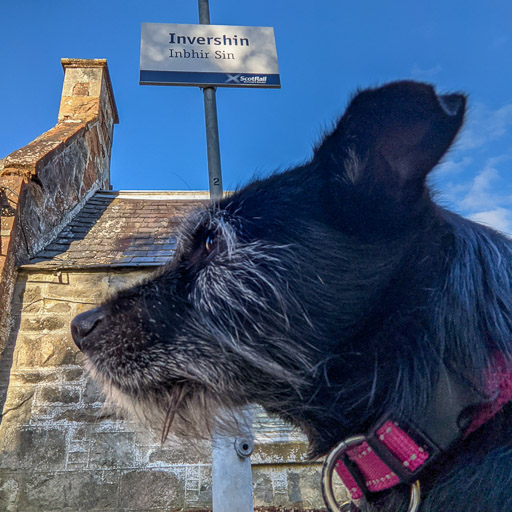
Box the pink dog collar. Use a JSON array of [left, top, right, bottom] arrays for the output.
[[335, 420, 429, 499], [331, 355, 512, 506]]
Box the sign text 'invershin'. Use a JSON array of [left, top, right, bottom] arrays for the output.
[[140, 23, 280, 88]]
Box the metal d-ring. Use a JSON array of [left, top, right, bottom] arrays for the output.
[[321, 435, 421, 512]]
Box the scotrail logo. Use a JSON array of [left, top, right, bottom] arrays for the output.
[[225, 74, 268, 84], [240, 75, 268, 84]]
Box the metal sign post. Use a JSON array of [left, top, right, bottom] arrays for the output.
[[140, 14, 280, 199], [199, 0, 223, 200], [199, 4, 252, 510], [212, 408, 254, 512], [139, 5, 281, 508]]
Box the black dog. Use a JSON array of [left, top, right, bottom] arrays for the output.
[[72, 81, 512, 512]]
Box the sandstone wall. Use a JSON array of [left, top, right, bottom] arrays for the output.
[[0, 268, 333, 511], [0, 59, 118, 356], [0, 57, 343, 512]]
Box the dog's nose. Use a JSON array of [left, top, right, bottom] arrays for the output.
[[71, 307, 105, 350]]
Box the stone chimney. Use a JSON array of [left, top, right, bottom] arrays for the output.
[[0, 58, 118, 351]]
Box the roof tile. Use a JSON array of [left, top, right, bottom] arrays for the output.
[[25, 191, 209, 269]]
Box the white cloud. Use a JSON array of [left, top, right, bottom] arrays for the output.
[[469, 207, 512, 236], [450, 156, 512, 235], [459, 164, 501, 211], [436, 156, 473, 175], [434, 99, 512, 235], [457, 103, 512, 152]]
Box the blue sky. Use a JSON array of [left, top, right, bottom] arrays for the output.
[[1, 1, 511, 233]]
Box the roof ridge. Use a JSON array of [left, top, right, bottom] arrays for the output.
[[95, 190, 212, 200]]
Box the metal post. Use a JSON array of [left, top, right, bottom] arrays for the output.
[[197, 5, 252, 508], [212, 408, 254, 512], [198, 0, 223, 201]]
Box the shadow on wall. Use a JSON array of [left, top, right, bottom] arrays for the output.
[[0, 276, 26, 421]]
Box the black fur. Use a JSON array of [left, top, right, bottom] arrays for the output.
[[72, 81, 512, 511]]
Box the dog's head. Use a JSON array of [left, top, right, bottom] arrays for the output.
[[72, 81, 466, 454]]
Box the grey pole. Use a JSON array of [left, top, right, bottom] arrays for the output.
[[212, 409, 254, 512], [197, 6, 253, 509], [198, 0, 223, 201]]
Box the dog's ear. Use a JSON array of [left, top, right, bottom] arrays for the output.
[[314, 81, 466, 207]]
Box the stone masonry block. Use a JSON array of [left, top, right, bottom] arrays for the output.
[[0, 426, 67, 471], [252, 465, 346, 509], [73, 302, 101, 318], [0, 473, 20, 512], [20, 314, 68, 333], [45, 282, 105, 301], [0, 385, 35, 426], [19, 470, 119, 511], [148, 438, 212, 466], [0, 215, 15, 232], [252, 441, 310, 464], [42, 270, 110, 299], [9, 368, 59, 386], [106, 269, 150, 292], [15, 300, 42, 314], [68, 424, 92, 444], [253, 471, 273, 506], [48, 404, 106, 424], [66, 450, 89, 467], [61, 367, 84, 382], [118, 470, 183, 509], [14, 333, 78, 368], [44, 301, 72, 314], [37, 384, 81, 406], [89, 431, 139, 469], [82, 376, 104, 405], [11, 280, 43, 306]]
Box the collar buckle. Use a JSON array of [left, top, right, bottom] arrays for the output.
[[321, 434, 421, 512]]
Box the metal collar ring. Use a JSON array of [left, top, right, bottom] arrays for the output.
[[321, 434, 421, 512]]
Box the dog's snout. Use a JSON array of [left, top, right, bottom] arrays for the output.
[[71, 307, 105, 350]]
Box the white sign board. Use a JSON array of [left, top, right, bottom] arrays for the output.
[[140, 23, 280, 88]]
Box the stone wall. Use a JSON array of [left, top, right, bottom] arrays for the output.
[[0, 268, 331, 511], [0, 59, 118, 355], [0, 57, 342, 512]]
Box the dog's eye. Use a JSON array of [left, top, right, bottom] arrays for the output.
[[205, 232, 216, 254]]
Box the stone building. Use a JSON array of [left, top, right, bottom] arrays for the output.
[[0, 59, 332, 511]]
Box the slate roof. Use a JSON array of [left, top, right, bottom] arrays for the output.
[[25, 191, 209, 269]]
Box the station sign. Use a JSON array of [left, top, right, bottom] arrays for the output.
[[140, 23, 280, 88]]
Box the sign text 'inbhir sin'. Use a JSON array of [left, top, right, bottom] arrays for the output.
[[140, 23, 280, 88]]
